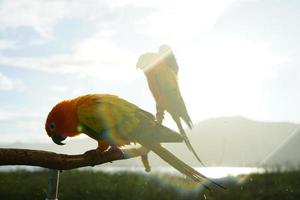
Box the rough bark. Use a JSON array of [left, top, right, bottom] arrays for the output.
[[0, 147, 146, 170]]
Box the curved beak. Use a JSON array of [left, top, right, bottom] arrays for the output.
[[51, 135, 67, 145]]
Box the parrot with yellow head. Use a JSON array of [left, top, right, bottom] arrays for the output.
[[45, 94, 222, 188], [136, 45, 204, 166]]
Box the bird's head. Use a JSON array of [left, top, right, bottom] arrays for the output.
[[136, 53, 159, 71], [158, 44, 171, 55], [45, 100, 79, 145]]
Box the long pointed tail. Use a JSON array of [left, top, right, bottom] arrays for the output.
[[175, 119, 205, 166], [183, 135, 206, 167], [145, 142, 225, 190]]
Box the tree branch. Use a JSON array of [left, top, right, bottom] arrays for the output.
[[0, 147, 147, 170]]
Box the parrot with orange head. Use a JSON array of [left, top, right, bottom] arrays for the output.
[[45, 94, 223, 188], [136, 45, 205, 166]]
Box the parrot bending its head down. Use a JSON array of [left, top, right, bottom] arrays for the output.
[[45, 94, 222, 188], [136, 45, 205, 166]]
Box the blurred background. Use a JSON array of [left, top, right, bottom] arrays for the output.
[[0, 0, 299, 199]]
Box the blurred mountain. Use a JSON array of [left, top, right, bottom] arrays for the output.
[[261, 125, 300, 168], [179, 116, 297, 167], [1, 116, 297, 168]]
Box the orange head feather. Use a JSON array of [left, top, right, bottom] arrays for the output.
[[45, 99, 80, 145]]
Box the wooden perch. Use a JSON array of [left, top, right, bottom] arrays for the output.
[[0, 147, 148, 170]]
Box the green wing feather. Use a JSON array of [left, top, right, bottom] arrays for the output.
[[76, 94, 182, 145], [77, 94, 140, 145], [164, 51, 179, 75], [154, 65, 191, 123]]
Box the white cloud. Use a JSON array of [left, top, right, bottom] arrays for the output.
[[0, 108, 43, 121], [0, 39, 16, 49], [0, 0, 69, 38], [0, 0, 110, 38], [0, 106, 48, 142], [0, 0, 237, 41], [0, 0, 239, 83], [136, 0, 237, 46], [0, 72, 22, 91], [0, 117, 46, 143], [177, 38, 292, 121], [0, 31, 137, 82], [0, 0, 139, 38]]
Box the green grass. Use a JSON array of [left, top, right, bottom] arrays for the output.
[[0, 169, 300, 200]]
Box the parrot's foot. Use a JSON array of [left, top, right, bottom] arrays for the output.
[[84, 149, 101, 167], [141, 154, 151, 172], [108, 146, 121, 151], [85, 142, 110, 156], [122, 147, 151, 172], [84, 147, 123, 166], [84, 148, 107, 155], [155, 106, 165, 124], [85, 146, 122, 156], [84, 149, 98, 155], [108, 146, 123, 157], [120, 147, 151, 171], [138, 147, 151, 172], [97, 140, 110, 152]]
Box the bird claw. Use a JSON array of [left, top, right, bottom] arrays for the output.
[[84, 149, 97, 155], [141, 154, 151, 172], [108, 146, 122, 153], [84, 148, 106, 157]]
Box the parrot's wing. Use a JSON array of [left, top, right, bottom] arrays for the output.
[[77, 94, 140, 145], [154, 66, 184, 111], [77, 94, 183, 145], [159, 50, 179, 75], [154, 65, 193, 128], [133, 109, 183, 143]]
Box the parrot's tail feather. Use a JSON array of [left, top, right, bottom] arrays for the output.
[[146, 143, 225, 189], [184, 118, 193, 130], [183, 136, 206, 167], [188, 120, 193, 129], [156, 125, 183, 143], [175, 118, 205, 166], [179, 100, 193, 130]]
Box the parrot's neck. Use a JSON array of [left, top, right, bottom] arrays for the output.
[[144, 66, 155, 75], [58, 100, 81, 137]]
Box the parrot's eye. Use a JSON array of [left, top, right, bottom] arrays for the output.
[[49, 122, 56, 131]]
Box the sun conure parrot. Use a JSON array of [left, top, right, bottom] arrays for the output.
[[45, 94, 222, 188], [136, 45, 205, 166]]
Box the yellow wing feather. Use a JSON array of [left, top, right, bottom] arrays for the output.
[[153, 62, 186, 114], [76, 94, 140, 145]]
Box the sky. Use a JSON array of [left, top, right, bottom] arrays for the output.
[[0, 0, 299, 143]]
